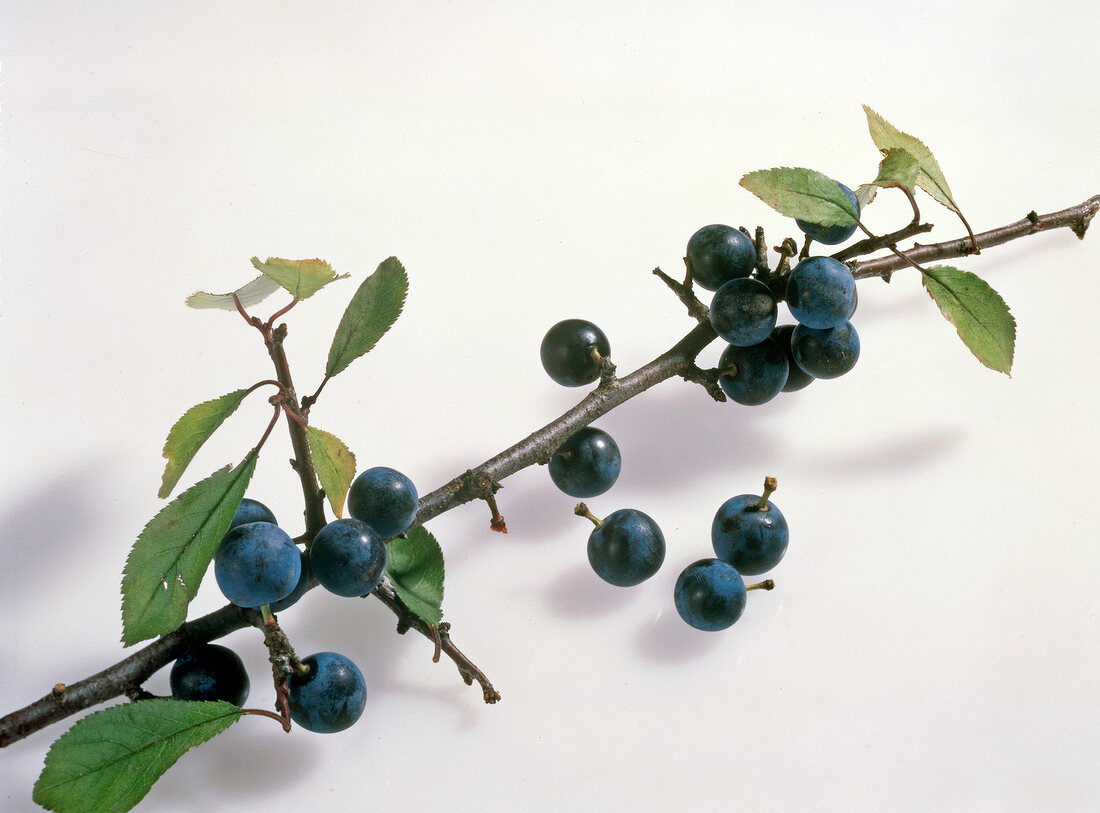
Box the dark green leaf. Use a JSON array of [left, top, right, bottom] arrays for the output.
[[306, 425, 356, 518], [33, 700, 241, 813], [326, 257, 408, 378], [871, 148, 920, 191], [863, 105, 961, 215], [386, 526, 444, 626], [185, 275, 281, 310], [159, 389, 251, 499], [121, 455, 257, 646], [250, 257, 349, 300], [740, 168, 860, 227], [922, 265, 1016, 375]]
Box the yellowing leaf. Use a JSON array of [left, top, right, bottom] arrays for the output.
[[185, 275, 281, 310], [306, 426, 356, 518], [250, 257, 349, 300]]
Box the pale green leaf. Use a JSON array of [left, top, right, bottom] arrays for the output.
[[306, 426, 356, 518], [159, 389, 251, 499], [326, 256, 408, 378], [854, 183, 879, 209], [386, 527, 444, 626], [121, 455, 257, 646], [922, 265, 1015, 375], [34, 700, 241, 813], [740, 168, 860, 227], [250, 257, 349, 300], [185, 275, 282, 310], [863, 105, 961, 215], [871, 148, 920, 190]]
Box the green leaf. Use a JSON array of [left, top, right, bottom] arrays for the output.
[[871, 148, 920, 191], [739, 168, 860, 227], [306, 425, 356, 518], [185, 274, 281, 310], [159, 389, 251, 499], [862, 105, 961, 215], [386, 526, 444, 626], [121, 455, 257, 646], [326, 256, 408, 378], [250, 257, 349, 300], [33, 699, 241, 813], [921, 265, 1016, 375]]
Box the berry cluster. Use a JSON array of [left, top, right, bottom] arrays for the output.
[[175, 465, 419, 733], [688, 185, 862, 406]]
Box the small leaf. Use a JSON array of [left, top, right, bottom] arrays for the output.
[[33, 699, 241, 813], [121, 455, 257, 646], [386, 527, 444, 626], [863, 105, 961, 215], [326, 257, 408, 378], [159, 389, 252, 499], [922, 265, 1016, 375], [871, 148, 920, 191], [185, 275, 282, 310], [740, 168, 860, 227], [306, 426, 356, 518], [250, 257, 349, 300], [854, 183, 879, 209]]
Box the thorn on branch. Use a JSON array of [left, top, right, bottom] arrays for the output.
[[653, 267, 709, 325], [680, 364, 728, 402]]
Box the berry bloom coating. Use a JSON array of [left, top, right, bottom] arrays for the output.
[[228, 497, 277, 531], [674, 558, 747, 631], [786, 256, 857, 330], [310, 518, 387, 598], [709, 277, 778, 347], [270, 548, 311, 612], [348, 466, 419, 538], [791, 321, 860, 379], [170, 643, 250, 706], [214, 522, 302, 608], [540, 318, 611, 387], [717, 337, 789, 405], [549, 426, 622, 498], [711, 494, 789, 575], [771, 325, 814, 393], [587, 508, 666, 586], [796, 181, 860, 245], [686, 224, 757, 291], [288, 652, 367, 734]]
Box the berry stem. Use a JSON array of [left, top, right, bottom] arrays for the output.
[[746, 579, 775, 592], [240, 707, 292, 732], [574, 502, 604, 529], [755, 476, 778, 511]]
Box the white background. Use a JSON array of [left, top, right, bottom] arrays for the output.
[[2, 2, 1099, 811]]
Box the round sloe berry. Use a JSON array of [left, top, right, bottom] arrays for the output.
[[786, 256, 857, 330], [540, 319, 611, 387], [288, 652, 367, 734], [214, 522, 301, 609], [711, 494, 789, 575], [348, 466, 419, 539], [717, 337, 789, 405], [170, 643, 250, 706], [686, 224, 756, 291], [587, 508, 665, 587], [791, 321, 860, 379], [674, 558, 747, 631], [310, 518, 387, 598], [709, 277, 778, 347], [549, 426, 621, 498]]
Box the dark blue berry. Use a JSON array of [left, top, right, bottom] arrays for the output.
[[709, 277, 778, 347], [348, 466, 419, 538], [269, 548, 311, 612], [796, 181, 860, 245], [791, 321, 860, 379], [717, 337, 789, 405], [228, 498, 277, 531], [711, 494, 789, 575], [674, 558, 747, 631], [786, 256, 857, 330], [540, 319, 611, 387], [587, 508, 665, 587], [549, 426, 621, 498], [771, 325, 814, 392], [310, 518, 387, 598], [214, 522, 301, 608], [288, 652, 367, 734], [686, 225, 756, 291], [170, 643, 250, 706]]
